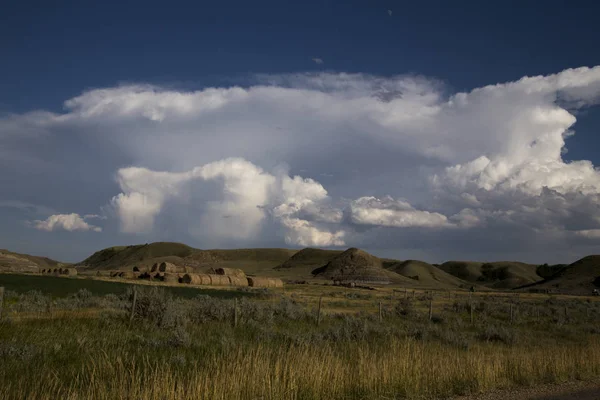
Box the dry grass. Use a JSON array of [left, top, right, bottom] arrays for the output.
[[3, 277, 600, 399], [1, 336, 599, 400]]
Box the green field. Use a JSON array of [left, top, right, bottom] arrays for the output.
[[0, 273, 256, 299]]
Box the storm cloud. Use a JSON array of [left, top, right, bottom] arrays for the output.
[[2, 67, 600, 263]]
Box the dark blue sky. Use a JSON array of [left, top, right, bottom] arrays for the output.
[[2, 0, 599, 106], [2, 0, 600, 161]]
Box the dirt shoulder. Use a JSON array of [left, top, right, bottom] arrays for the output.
[[452, 379, 600, 400]]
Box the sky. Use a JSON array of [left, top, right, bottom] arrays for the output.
[[2, 0, 600, 264]]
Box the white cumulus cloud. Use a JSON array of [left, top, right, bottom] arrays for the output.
[[32, 214, 102, 232], [574, 229, 600, 239], [349, 196, 450, 228], [3, 66, 600, 261]]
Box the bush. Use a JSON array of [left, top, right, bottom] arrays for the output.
[[436, 328, 471, 350], [55, 289, 100, 309], [395, 299, 415, 317], [451, 301, 469, 313], [132, 287, 188, 329], [478, 325, 518, 345], [272, 297, 310, 321], [8, 290, 50, 313], [166, 325, 191, 347], [189, 295, 231, 324], [344, 292, 373, 300], [0, 341, 40, 361]]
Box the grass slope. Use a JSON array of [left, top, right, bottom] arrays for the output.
[[438, 261, 484, 282], [276, 248, 343, 269], [536, 263, 569, 279], [274, 248, 343, 279], [439, 260, 542, 289], [77, 242, 198, 270], [187, 248, 299, 277], [385, 260, 473, 289], [312, 248, 417, 285], [519, 255, 600, 295], [0, 249, 65, 273]]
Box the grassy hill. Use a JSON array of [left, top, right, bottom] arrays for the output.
[[77, 242, 298, 277], [385, 260, 474, 289], [439, 260, 542, 289], [438, 261, 484, 282], [518, 255, 600, 295], [77, 242, 198, 270], [187, 248, 299, 277], [536, 263, 569, 280], [15, 241, 598, 293], [276, 248, 343, 269], [312, 248, 418, 286], [0, 249, 65, 273]]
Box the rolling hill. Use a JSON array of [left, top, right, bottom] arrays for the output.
[[77, 242, 297, 277], [536, 263, 569, 280], [312, 248, 418, 285], [188, 248, 298, 277], [0, 249, 65, 273], [11, 241, 600, 294], [518, 255, 600, 295], [275, 248, 343, 269], [439, 260, 542, 289], [77, 242, 198, 270], [385, 260, 474, 289]]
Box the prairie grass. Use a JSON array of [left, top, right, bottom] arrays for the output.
[[1, 283, 600, 399], [1, 322, 598, 400]]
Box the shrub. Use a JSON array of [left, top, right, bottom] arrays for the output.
[[344, 292, 373, 300], [166, 325, 191, 347], [189, 295, 231, 324], [478, 325, 518, 345], [8, 290, 50, 313], [451, 301, 469, 313], [395, 299, 415, 317], [0, 341, 40, 361], [436, 328, 471, 350], [132, 287, 188, 329], [55, 289, 100, 309]]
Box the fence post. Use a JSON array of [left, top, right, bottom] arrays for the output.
[[0, 287, 4, 320], [129, 286, 137, 324], [47, 298, 53, 318], [429, 296, 433, 321], [379, 301, 382, 322], [509, 303, 513, 324], [234, 298, 239, 328], [470, 298, 474, 324], [564, 305, 568, 321], [404, 288, 408, 299], [317, 296, 323, 326]]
